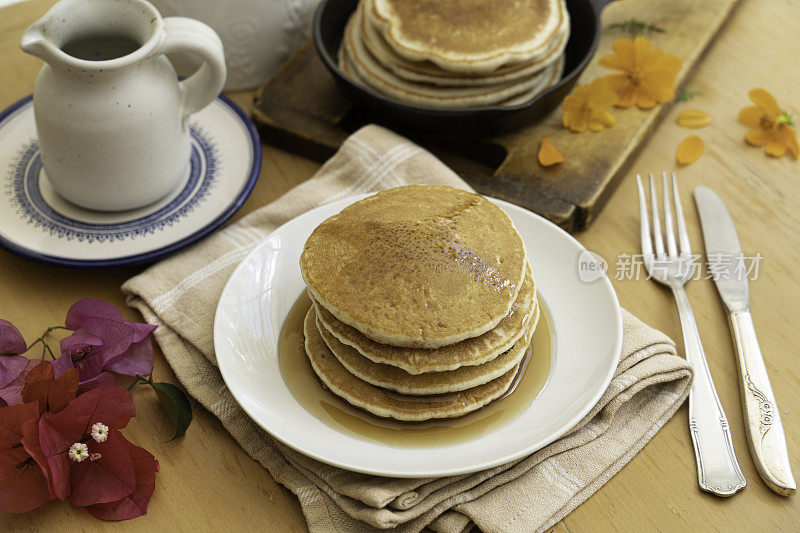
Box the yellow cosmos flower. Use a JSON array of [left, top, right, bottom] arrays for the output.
[[598, 36, 682, 109], [561, 78, 619, 132], [738, 88, 799, 160]]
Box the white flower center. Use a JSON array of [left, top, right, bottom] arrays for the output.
[[68, 442, 89, 462], [91, 422, 109, 443]]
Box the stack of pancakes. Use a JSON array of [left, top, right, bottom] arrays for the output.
[[299, 185, 539, 421], [338, 0, 569, 108]]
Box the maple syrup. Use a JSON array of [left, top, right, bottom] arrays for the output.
[[278, 291, 554, 447]]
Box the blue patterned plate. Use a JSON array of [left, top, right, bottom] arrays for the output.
[[0, 94, 260, 268]]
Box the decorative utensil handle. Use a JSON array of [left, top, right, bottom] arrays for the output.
[[729, 310, 796, 495], [673, 286, 746, 496], [156, 17, 227, 123]]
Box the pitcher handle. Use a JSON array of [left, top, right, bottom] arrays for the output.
[[156, 17, 226, 125]]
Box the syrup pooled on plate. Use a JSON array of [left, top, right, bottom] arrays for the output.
[[278, 291, 553, 447]]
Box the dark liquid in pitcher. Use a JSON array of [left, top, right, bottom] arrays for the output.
[[278, 291, 554, 447], [61, 34, 141, 61]]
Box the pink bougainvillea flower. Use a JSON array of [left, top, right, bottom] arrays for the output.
[[37, 385, 136, 503], [0, 356, 39, 407], [85, 437, 159, 520], [64, 298, 125, 329], [0, 402, 54, 513], [0, 320, 27, 355], [21, 361, 79, 416], [53, 299, 156, 390]]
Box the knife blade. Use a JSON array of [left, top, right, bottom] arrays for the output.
[[694, 186, 796, 496]]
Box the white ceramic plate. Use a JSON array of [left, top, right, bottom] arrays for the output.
[[215, 194, 622, 477]]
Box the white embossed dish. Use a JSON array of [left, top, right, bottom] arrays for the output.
[[215, 194, 622, 477]]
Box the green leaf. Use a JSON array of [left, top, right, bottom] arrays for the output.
[[150, 381, 193, 440], [677, 87, 702, 102], [608, 18, 666, 37]]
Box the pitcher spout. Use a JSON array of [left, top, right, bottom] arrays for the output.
[[20, 22, 59, 64]]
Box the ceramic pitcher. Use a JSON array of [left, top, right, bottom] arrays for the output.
[[20, 0, 226, 211]]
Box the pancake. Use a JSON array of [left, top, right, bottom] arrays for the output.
[[316, 303, 536, 395], [304, 309, 519, 420], [312, 263, 536, 373], [360, 1, 569, 87], [369, 0, 566, 73], [300, 185, 527, 348], [500, 55, 565, 106], [342, 9, 560, 108]]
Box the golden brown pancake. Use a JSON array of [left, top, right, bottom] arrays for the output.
[[342, 8, 560, 108], [500, 55, 565, 105], [360, 0, 569, 86], [311, 263, 536, 373], [300, 185, 527, 348], [303, 309, 519, 420], [370, 0, 565, 73], [316, 305, 535, 395]]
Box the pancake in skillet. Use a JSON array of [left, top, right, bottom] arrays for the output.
[[360, 0, 569, 86], [300, 185, 527, 348], [369, 0, 565, 73], [311, 263, 536, 373], [342, 8, 561, 108], [303, 309, 520, 420]]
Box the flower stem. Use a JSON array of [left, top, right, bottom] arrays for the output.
[[25, 325, 68, 360], [127, 373, 152, 391]]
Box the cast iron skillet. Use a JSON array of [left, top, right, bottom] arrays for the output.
[[314, 0, 613, 138]]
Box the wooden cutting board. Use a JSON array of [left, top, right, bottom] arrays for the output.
[[251, 0, 740, 232]]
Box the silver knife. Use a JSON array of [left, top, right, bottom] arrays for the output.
[[694, 186, 796, 496]]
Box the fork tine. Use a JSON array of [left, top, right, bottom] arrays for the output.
[[662, 172, 678, 258], [648, 173, 665, 258], [671, 172, 692, 256], [636, 174, 653, 258]]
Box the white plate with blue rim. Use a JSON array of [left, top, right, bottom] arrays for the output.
[[214, 193, 622, 477], [0, 94, 260, 268]]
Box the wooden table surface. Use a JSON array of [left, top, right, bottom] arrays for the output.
[[2, 0, 799, 530]]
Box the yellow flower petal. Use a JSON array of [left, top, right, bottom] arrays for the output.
[[749, 88, 780, 115], [598, 54, 628, 71], [633, 36, 653, 65], [612, 37, 636, 63], [616, 84, 638, 108], [659, 53, 683, 75], [738, 106, 762, 128], [594, 108, 616, 127], [780, 125, 800, 160], [765, 138, 787, 158], [635, 90, 657, 110], [745, 128, 774, 147], [561, 94, 581, 112], [569, 114, 588, 133], [590, 78, 619, 107], [538, 137, 564, 167], [676, 135, 704, 166], [640, 69, 677, 102], [677, 109, 713, 128]]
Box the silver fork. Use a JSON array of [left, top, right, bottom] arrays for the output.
[[636, 172, 746, 497]]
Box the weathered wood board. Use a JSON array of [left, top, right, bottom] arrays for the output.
[[252, 0, 740, 232]]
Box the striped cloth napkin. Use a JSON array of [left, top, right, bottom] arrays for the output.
[[122, 125, 693, 533]]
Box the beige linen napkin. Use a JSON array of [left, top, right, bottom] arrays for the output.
[[122, 125, 693, 533]]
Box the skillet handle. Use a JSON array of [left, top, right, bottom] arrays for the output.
[[588, 0, 615, 13]]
